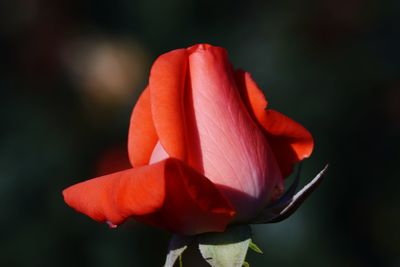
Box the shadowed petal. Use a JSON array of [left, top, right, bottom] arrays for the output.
[[63, 158, 235, 235], [235, 70, 314, 177]]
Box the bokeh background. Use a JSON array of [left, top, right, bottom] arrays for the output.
[[1, 0, 399, 266]]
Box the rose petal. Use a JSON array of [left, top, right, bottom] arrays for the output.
[[63, 158, 235, 235], [235, 70, 314, 176], [149, 48, 189, 161], [128, 87, 158, 167], [149, 141, 169, 164], [185, 44, 282, 221]]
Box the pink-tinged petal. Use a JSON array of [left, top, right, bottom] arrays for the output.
[[63, 158, 235, 235], [149, 49, 189, 161], [185, 44, 283, 221], [149, 141, 169, 164], [235, 70, 314, 177], [128, 87, 158, 167]]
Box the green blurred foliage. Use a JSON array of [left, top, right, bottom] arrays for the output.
[[0, 0, 399, 266]]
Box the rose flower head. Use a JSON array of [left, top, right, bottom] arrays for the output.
[[63, 44, 317, 236]]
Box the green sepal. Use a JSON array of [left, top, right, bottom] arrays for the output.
[[164, 234, 192, 267], [178, 255, 183, 267], [248, 241, 263, 254], [252, 164, 328, 224], [198, 224, 252, 267]]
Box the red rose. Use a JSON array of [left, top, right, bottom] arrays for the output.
[[63, 44, 313, 235]]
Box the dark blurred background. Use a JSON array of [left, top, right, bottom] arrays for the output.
[[1, 0, 399, 266]]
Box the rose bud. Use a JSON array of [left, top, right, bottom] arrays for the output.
[[63, 44, 314, 235]]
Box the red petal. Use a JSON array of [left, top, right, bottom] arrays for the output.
[[128, 87, 158, 167], [235, 70, 314, 177], [63, 158, 235, 235], [149, 49, 189, 161]]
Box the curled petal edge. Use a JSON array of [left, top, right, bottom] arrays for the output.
[[235, 70, 314, 177]]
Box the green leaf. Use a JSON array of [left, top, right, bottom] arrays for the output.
[[242, 261, 250, 267], [248, 241, 263, 254], [164, 234, 192, 267], [198, 224, 252, 267]]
